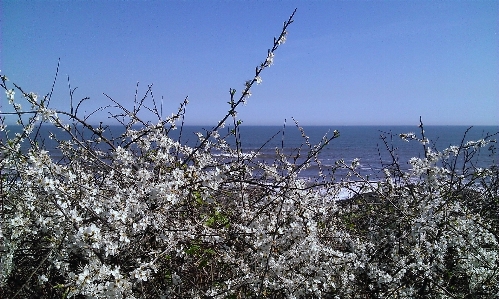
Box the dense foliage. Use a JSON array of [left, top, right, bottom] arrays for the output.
[[1, 10, 498, 298]]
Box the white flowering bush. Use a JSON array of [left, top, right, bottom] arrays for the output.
[[1, 9, 498, 298], [332, 124, 499, 298]]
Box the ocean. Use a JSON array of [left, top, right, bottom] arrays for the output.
[[3, 124, 498, 181]]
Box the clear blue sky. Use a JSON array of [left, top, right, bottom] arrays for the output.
[[2, 0, 498, 126]]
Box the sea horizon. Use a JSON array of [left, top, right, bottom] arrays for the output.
[[3, 124, 497, 181]]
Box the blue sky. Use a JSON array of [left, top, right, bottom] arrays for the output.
[[2, 0, 498, 126]]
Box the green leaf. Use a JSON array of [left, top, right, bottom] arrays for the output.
[[185, 244, 201, 255]]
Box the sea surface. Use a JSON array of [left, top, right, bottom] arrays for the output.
[[3, 124, 498, 181]]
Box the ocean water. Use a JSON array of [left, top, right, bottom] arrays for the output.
[[221, 125, 499, 179], [3, 124, 498, 181]]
